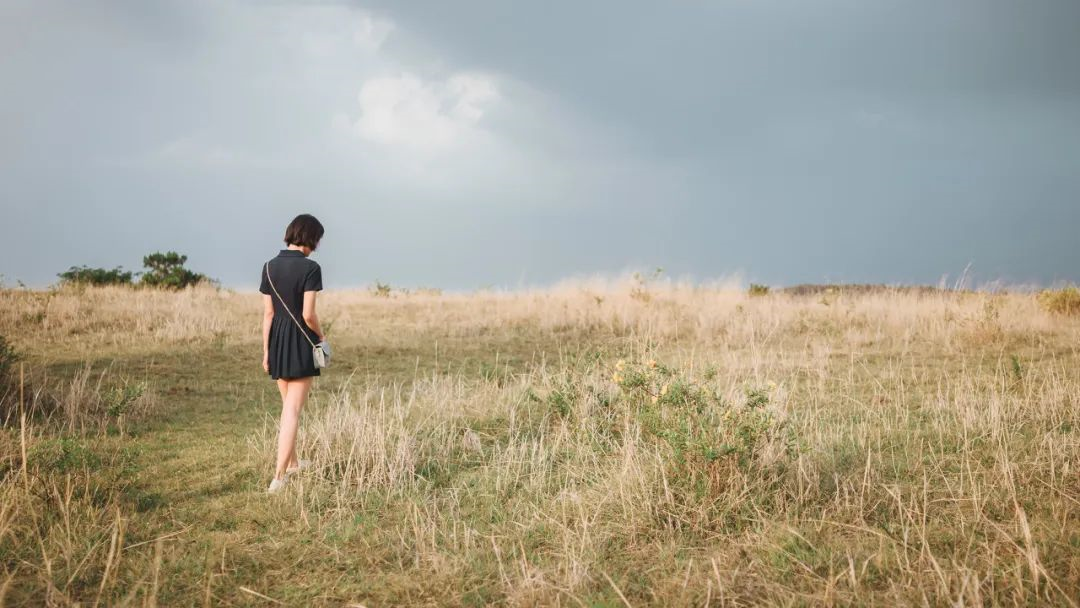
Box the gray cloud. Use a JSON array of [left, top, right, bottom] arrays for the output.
[[2, 0, 1078, 289]]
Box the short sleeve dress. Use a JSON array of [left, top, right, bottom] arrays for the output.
[[259, 249, 323, 380]]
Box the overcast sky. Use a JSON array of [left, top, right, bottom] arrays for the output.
[[2, 0, 1078, 290]]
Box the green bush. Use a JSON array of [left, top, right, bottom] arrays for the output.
[[104, 382, 147, 419], [58, 251, 210, 290], [139, 252, 208, 290], [58, 266, 133, 286], [28, 438, 101, 473], [610, 359, 793, 500], [748, 283, 770, 297], [1038, 286, 1080, 316]]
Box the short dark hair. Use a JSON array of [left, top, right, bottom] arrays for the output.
[[283, 214, 324, 249]]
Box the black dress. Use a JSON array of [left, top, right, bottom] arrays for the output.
[[259, 250, 323, 380]]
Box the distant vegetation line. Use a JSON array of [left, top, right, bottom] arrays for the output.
[[5, 256, 1076, 305], [56, 251, 210, 290]]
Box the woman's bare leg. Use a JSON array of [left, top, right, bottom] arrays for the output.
[[274, 377, 312, 480], [274, 379, 300, 471]]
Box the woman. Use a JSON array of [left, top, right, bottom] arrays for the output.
[[259, 214, 326, 494]]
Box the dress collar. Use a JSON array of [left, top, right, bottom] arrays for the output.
[[278, 249, 306, 258]]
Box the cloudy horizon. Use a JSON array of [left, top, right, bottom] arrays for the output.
[[2, 0, 1078, 291]]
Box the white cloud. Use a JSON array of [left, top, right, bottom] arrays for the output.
[[446, 73, 499, 122], [350, 71, 500, 149], [353, 14, 394, 52]]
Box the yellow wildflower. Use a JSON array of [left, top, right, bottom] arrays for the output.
[[615, 360, 626, 371]]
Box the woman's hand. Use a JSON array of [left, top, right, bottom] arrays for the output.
[[262, 354, 270, 373]]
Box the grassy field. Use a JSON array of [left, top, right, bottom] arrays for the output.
[[0, 281, 1078, 606]]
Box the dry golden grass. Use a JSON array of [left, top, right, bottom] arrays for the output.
[[0, 280, 1078, 605]]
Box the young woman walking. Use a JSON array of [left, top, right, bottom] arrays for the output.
[[260, 214, 326, 493]]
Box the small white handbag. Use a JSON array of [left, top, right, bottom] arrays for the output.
[[265, 262, 330, 369]]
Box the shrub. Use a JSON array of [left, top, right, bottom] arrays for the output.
[[1038, 286, 1080, 316], [139, 252, 207, 289], [611, 359, 793, 500], [58, 266, 134, 286], [104, 381, 147, 419], [748, 283, 770, 297], [371, 281, 392, 298], [27, 437, 101, 473]]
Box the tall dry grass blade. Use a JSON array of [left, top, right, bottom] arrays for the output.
[[145, 538, 163, 608], [238, 586, 284, 604], [19, 363, 28, 492], [601, 571, 634, 608], [0, 567, 16, 607], [94, 507, 124, 608]]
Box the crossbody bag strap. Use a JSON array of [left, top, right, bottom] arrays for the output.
[[265, 261, 318, 349]]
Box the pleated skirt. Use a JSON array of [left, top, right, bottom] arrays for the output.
[[267, 316, 321, 380]]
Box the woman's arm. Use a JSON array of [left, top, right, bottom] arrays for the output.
[[262, 294, 274, 372], [302, 290, 325, 341]]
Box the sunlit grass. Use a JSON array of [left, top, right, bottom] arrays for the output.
[[0, 281, 1077, 605]]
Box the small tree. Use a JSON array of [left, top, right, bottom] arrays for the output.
[[58, 266, 134, 286], [140, 252, 207, 290]]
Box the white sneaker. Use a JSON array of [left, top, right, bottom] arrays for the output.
[[286, 459, 312, 474], [266, 477, 289, 494]]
